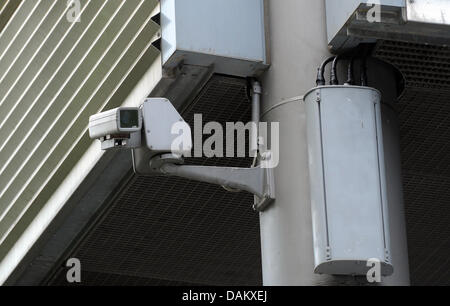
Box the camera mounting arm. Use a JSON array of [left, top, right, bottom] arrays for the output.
[[153, 80, 275, 212], [153, 154, 275, 212], [89, 82, 276, 212]]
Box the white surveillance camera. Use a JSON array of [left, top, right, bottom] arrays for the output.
[[89, 107, 143, 150], [89, 99, 192, 159], [89, 107, 142, 139]]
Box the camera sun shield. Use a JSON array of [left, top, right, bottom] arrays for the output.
[[89, 107, 142, 140]]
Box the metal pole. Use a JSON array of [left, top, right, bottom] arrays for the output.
[[258, 0, 410, 285]]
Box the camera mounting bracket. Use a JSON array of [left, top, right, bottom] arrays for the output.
[[149, 154, 275, 212]]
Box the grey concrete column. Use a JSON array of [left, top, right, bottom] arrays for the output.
[[258, 0, 410, 285]]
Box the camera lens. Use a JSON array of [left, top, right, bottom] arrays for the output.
[[120, 110, 139, 129]]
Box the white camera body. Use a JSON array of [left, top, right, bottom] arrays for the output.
[[89, 107, 142, 139], [89, 98, 192, 168], [89, 107, 142, 150]]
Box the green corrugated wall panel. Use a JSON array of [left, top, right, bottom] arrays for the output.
[[0, 0, 161, 262]]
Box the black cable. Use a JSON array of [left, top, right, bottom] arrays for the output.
[[360, 57, 368, 86], [345, 57, 355, 85], [316, 56, 336, 86], [359, 44, 371, 86], [330, 55, 340, 85]]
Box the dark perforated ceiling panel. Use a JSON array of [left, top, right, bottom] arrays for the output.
[[375, 41, 450, 286]]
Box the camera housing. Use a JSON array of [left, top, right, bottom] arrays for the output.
[[89, 107, 143, 150], [89, 99, 192, 158], [89, 107, 142, 139]]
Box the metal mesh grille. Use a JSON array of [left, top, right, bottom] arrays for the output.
[[375, 41, 450, 286], [47, 75, 262, 286], [375, 41, 450, 89], [403, 173, 450, 285]]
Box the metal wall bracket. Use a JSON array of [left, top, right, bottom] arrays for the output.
[[152, 154, 275, 212]]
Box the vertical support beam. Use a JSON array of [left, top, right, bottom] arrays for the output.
[[259, 0, 410, 285]]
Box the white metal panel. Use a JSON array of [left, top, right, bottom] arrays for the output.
[[321, 88, 385, 259], [142, 98, 191, 154], [305, 86, 393, 276], [175, 0, 265, 62], [326, 0, 450, 51], [406, 0, 450, 25], [0, 0, 161, 268], [161, 0, 269, 77]]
